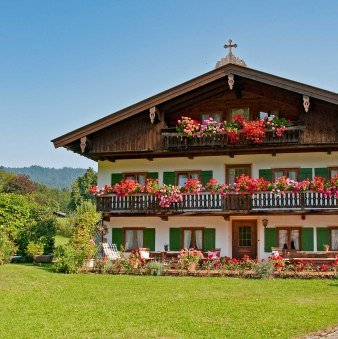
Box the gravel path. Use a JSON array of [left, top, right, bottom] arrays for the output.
[[300, 326, 338, 338]]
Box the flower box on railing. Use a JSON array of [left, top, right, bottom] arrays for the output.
[[96, 190, 337, 213], [163, 126, 304, 150]]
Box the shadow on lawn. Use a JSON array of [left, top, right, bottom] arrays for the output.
[[13, 262, 55, 273]]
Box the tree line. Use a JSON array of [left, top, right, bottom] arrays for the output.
[[1, 165, 88, 189]]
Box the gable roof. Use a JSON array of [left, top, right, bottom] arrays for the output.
[[52, 63, 338, 148]]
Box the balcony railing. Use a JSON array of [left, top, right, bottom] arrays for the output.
[[97, 191, 337, 214], [162, 126, 304, 150]]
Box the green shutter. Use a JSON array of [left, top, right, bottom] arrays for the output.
[[299, 168, 312, 181], [259, 169, 273, 182], [317, 228, 330, 251], [169, 228, 181, 251], [301, 228, 314, 251], [203, 228, 216, 251], [163, 172, 176, 185], [264, 228, 276, 252], [112, 228, 123, 250], [200, 170, 213, 186], [111, 173, 123, 185], [147, 172, 159, 180], [314, 168, 329, 179], [143, 228, 156, 251]]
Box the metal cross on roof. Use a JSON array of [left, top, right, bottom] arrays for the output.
[[224, 38, 237, 57]]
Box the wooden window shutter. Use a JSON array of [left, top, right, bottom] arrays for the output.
[[147, 172, 159, 180], [301, 228, 314, 251], [264, 228, 276, 252], [200, 171, 213, 186], [314, 168, 329, 179], [169, 228, 181, 251], [111, 228, 123, 250], [203, 228, 216, 251], [259, 169, 272, 182], [163, 172, 176, 185], [299, 168, 313, 181], [143, 228, 156, 251], [111, 173, 123, 186], [317, 228, 330, 251]]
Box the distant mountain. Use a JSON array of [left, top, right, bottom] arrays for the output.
[[2, 166, 88, 189]]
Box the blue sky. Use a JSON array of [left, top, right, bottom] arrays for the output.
[[0, 0, 337, 169]]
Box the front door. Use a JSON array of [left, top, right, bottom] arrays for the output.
[[232, 220, 257, 259]]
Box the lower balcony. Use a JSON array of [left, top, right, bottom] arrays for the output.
[[97, 191, 338, 214]]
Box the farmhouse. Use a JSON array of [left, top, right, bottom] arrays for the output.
[[52, 40, 338, 259]]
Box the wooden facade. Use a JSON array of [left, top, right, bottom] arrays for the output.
[[52, 64, 338, 161]]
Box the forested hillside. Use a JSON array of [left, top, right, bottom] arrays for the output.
[[1, 166, 88, 189]]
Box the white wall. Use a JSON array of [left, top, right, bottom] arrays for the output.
[[99, 152, 337, 259], [98, 152, 338, 187], [104, 214, 338, 259]]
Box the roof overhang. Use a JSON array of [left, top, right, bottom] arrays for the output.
[[52, 64, 338, 148]]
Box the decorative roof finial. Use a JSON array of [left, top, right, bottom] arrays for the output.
[[215, 38, 247, 68], [224, 38, 237, 57]]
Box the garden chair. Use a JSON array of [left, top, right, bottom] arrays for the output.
[[139, 248, 153, 261], [102, 243, 121, 260]]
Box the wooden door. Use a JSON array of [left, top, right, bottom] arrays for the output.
[[232, 220, 257, 259]]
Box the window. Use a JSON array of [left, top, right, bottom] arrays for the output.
[[201, 112, 222, 123], [238, 226, 252, 246], [226, 165, 251, 185], [329, 167, 338, 179], [331, 228, 338, 251], [124, 173, 146, 186], [277, 227, 301, 250], [230, 108, 249, 121], [182, 228, 203, 250], [124, 229, 144, 250], [176, 171, 200, 186], [259, 110, 279, 119], [273, 168, 299, 181]]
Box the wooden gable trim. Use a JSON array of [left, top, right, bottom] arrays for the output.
[[52, 64, 338, 149], [51, 67, 226, 148]]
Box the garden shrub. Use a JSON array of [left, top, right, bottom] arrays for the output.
[[26, 241, 44, 259], [0, 193, 31, 241], [53, 244, 83, 274], [58, 202, 98, 238], [253, 259, 274, 278], [56, 218, 73, 237], [0, 233, 17, 265], [0, 193, 57, 257], [70, 211, 100, 261], [146, 261, 165, 276], [15, 203, 57, 256], [53, 207, 101, 273]]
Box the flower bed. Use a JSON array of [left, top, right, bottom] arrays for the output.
[[82, 253, 338, 279], [175, 115, 293, 143]]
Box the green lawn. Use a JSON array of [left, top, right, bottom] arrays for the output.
[[54, 232, 70, 246], [0, 265, 337, 338]]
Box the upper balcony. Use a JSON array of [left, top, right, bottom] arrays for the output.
[[97, 191, 338, 215], [163, 126, 304, 151]]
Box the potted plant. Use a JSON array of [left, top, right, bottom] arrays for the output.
[[178, 248, 204, 272], [323, 244, 330, 252]]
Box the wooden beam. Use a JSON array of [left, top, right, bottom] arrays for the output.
[[161, 81, 225, 113], [167, 88, 226, 114]]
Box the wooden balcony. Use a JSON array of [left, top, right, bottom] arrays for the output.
[[97, 191, 337, 214], [162, 126, 304, 150]]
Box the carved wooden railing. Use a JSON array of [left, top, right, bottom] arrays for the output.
[[97, 191, 337, 213], [162, 126, 304, 150]]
